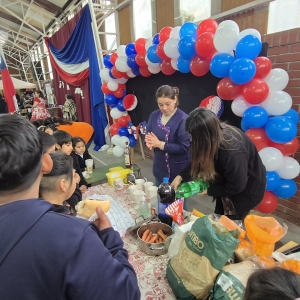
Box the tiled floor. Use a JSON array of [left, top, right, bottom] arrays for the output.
[[89, 144, 300, 247]]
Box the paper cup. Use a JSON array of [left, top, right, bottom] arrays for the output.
[[147, 186, 158, 199], [85, 159, 94, 173], [135, 179, 145, 190], [113, 178, 124, 190], [128, 185, 139, 200], [143, 181, 154, 195], [133, 190, 143, 209]]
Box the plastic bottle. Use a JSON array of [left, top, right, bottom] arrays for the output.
[[139, 193, 150, 218], [157, 177, 175, 226]]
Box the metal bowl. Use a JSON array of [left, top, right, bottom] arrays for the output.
[[137, 222, 173, 256]]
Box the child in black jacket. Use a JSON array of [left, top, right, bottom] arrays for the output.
[[72, 136, 95, 172]]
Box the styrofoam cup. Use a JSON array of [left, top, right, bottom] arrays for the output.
[[135, 178, 145, 190], [133, 189, 143, 209], [128, 185, 139, 200]]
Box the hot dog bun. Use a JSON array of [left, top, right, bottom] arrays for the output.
[[76, 199, 110, 218]]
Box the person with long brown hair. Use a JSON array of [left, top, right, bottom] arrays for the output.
[[172, 107, 266, 220], [30, 90, 50, 121]]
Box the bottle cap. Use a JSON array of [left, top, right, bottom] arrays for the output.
[[163, 177, 169, 183]]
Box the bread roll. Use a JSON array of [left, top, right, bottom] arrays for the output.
[[76, 199, 110, 218]]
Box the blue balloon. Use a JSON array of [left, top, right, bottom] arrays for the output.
[[282, 108, 299, 124], [109, 69, 116, 79], [105, 94, 118, 106], [153, 33, 160, 45], [243, 106, 268, 129], [178, 36, 196, 59], [104, 54, 113, 68], [210, 53, 236, 78], [131, 68, 140, 76], [110, 103, 117, 108], [229, 58, 256, 84], [241, 119, 250, 132], [125, 43, 137, 56], [118, 126, 129, 137], [266, 171, 280, 191], [179, 22, 197, 39], [116, 99, 126, 112], [177, 56, 191, 73], [147, 44, 162, 63], [235, 34, 262, 60], [128, 134, 137, 147], [265, 116, 297, 144], [273, 179, 297, 198], [127, 54, 138, 69]]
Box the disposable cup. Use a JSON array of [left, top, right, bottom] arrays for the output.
[[135, 179, 145, 190], [133, 189, 143, 209], [143, 181, 154, 196], [147, 186, 158, 199], [85, 159, 94, 174], [128, 185, 139, 200]]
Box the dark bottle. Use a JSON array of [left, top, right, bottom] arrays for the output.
[[124, 142, 131, 168], [158, 177, 175, 226]]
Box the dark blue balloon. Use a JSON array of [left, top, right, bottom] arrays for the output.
[[128, 134, 137, 147], [116, 99, 126, 112], [229, 58, 256, 84], [241, 118, 250, 132], [131, 68, 140, 76], [104, 54, 113, 68], [243, 106, 268, 129], [282, 108, 299, 124], [179, 22, 197, 39], [266, 171, 280, 191], [273, 179, 297, 198], [109, 69, 116, 79], [177, 56, 191, 73], [236, 34, 262, 60], [125, 43, 137, 56], [147, 45, 162, 63], [127, 54, 139, 69], [105, 94, 118, 106], [118, 126, 129, 137], [153, 33, 160, 45], [178, 36, 196, 59], [110, 103, 117, 108], [210, 53, 236, 78]]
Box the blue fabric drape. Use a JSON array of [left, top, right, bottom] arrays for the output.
[[48, 6, 107, 148]]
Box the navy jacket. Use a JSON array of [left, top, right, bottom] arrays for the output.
[[0, 199, 140, 300]]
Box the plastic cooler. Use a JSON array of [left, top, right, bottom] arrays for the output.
[[106, 167, 131, 186]]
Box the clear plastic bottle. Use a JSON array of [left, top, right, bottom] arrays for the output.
[[139, 193, 150, 218]]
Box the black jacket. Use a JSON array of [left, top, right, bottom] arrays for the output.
[[0, 98, 8, 114], [180, 127, 266, 219], [73, 151, 95, 172], [71, 153, 88, 187]]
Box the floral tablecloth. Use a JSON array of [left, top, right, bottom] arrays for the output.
[[83, 184, 176, 300]]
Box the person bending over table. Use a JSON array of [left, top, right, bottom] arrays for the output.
[[172, 107, 266, 220], [145, 85, 191, 186], [0, 114, 140, 300]]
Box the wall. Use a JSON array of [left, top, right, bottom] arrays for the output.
[[262, 28, 300, 226]]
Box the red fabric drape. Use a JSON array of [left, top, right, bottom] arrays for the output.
[[48, 9, 91, 124]]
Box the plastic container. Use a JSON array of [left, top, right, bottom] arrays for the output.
[[139, 193, 150, 218], [109, 166, 124, 172], [106, 168, 131, 186], [177, 179, 209, 198]]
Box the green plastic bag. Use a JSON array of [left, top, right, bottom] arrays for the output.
[[166, 216, 240, 300]]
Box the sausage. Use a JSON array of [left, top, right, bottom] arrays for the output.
[[158, 229, 167, 241], [141, 229, 150, 241], [149, 234, 158, 243], [145, 231, 153, 242]]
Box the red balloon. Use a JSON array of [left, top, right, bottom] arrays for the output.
[[125, 114, 131, 122], [111, 66, 126, 79], [117, 116, 128, 127], [135, 38, 146, 53], [254, 57, 272, 79], [269, 138, 299, 156], [157, 41, 170, 61], [101, 83, 112, 94], [109, 123, 120, 135], [159, 27, 172, 42], [139, 66, 152, 77], [255, 191, 278, 214], [160, 60, 176, 75], [217, 77, 243, 100], [197, 18, 218, 36], [195, 32, 216, 58], [110, 52, 118, 65], [114, 88, 125, 98], [190, 55, 210, 77], [242, 79, 269, 105], [119, 83, 126, 89], [135, 51, 147, 67], [245, 128, 270, 151]]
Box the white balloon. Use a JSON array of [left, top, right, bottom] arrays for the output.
[[145, 56, 159, 67], [264, 68, 289, 91], [239, 28, 261, 41], [214, 26, 239, 53], [110, 108, 123, 119], [277, 156, 300, 179], [115, 77, 128, 84], [261, 91, 292, 116], [113, 145, 125, 157], [118, 136, 130, 148], [117, 45, 126, 56], [100, 68, 111, 82], [164, 38, 180, 59], [145, 38, 153, 50], [148, 65, 160, 74], [231, 95, 251, 117], [111, 134, 121, 146], [107, 81, 118, 92], [217, 20, 239, 33], [259, 147, 284, 171], [126, 69, 136, 78], [115, 56, 130, 72], [122, 111, 128, 116], [171, 58, 178, 70], [170, 26, 181, 39]]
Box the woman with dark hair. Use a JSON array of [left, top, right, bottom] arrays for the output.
[[145, 85, 190, 185], [244, 267, 300, 300], [172, 107, 266, 220], [30, 90, 50, 121]]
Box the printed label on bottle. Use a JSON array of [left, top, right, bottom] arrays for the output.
[[158, 202, 170, 217], [125, 154, 130, 165]]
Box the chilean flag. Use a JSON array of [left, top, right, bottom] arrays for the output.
[[0, 48, 17, 112]]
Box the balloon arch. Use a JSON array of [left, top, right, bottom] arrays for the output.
[[100, 19, 300, 214]]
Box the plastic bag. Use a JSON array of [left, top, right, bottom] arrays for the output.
[[247, 254, 276, 269], [244, 215, 287, 257], [281, 259, 300, 275], [218, 215, 245, 240], [234, 239, 254, 262]]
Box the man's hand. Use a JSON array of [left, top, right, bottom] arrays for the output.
[[171, 175, 183, 191], [94, 207, 112, 231]]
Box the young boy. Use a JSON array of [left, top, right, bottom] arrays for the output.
[[0, 114, 140, 300], [38, 130, 56, 153]]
